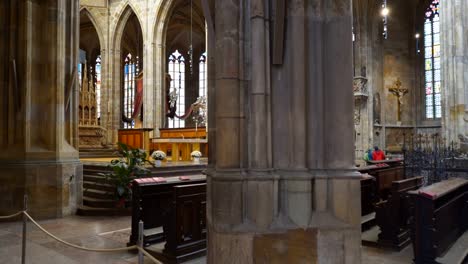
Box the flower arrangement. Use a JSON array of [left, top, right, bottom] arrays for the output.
[[191, 150, 202, 158], [99, 142, 153, 206], [151, 150, 167, 161]]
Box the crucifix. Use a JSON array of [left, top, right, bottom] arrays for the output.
[[388, 78, 408, 122], [273, 0, 286, 65]]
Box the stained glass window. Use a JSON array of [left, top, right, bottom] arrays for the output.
[[424, 0, 441, 119], [78, 63, 83, 88], [168, 50, 185, 128], [95, 56, 102, 120], [199, 52, 207, 98], [123, 53, 138, 129]]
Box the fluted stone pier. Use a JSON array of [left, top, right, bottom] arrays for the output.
[[441, 0, 468, 145], [0, 0, 82, 219], [207, 0, 361, 263]]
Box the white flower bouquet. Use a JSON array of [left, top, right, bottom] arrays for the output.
[[191, 150, 202, 158], [152, 150, 167, 161]]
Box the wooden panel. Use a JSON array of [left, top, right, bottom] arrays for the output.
[[128, 175, 206, 246], [361, 176, 376, 216], [159, 127, 207, 139], [369, 167, 404, 200], [118, 129, 152, 151], [162, 183, 207, 263], [375, 176, 423, 250]]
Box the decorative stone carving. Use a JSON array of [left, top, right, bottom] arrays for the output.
[[353, 76, 369, 102], [458, 134, 468, 153], [79, 63, 106, 149], [354, 76, 368, 125]]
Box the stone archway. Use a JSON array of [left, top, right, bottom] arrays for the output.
[[109, 5, 144, 143], [150, 0, 211, 134]]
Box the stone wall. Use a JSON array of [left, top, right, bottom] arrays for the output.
[[353, 0, 446, 157]]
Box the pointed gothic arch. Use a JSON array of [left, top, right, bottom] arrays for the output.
[[152, 0, 209, 129], [79, 8, 104, 51], [111, 5, 144, 131]]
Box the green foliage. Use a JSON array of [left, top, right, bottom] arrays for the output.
[[100, 142, 154, 202]]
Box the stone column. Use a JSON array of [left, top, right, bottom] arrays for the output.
[[352, 0, 375, 164], [441, 0, 468, 145], [0, 0, 82, 219], [143, 38, 157, 134], [207, 0, 361, 263]]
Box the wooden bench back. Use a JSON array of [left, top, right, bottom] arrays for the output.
[[410, 178, 468, 263], [163, 183, 207, 261], [129, 175, 206, 246]]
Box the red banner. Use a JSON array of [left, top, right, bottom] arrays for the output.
[[132, 72, 144, 119]]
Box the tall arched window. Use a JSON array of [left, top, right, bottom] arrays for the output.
[[95, 55, 102, 120], [78, 63, 83, 87], [123, 53, 138, 129], [424, 0, 441, 119], [199, 52, 207, 98], [168, 50, 185, 128]]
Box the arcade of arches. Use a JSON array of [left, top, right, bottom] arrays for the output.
[[0, 0, 467, 263]]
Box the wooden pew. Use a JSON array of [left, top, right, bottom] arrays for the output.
[[128, 175, 206, 246], [375, 176, 423, 250], [359, 160, 404, 200], [161, 183, 207, 263], [409, 178, 468, 264], [361, 174, 376, 217], [361, 174, 377, 231]]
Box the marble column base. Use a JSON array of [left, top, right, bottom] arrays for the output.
[[0, 160, 83, 219]]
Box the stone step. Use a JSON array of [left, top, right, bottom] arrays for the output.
[[83, 174, 108, 184], [83, 181, 115, 193], [76, 205, 131, 217], [83, 189, 114, 200], [83, 167, 112, 175], [80, 154, 118, 159], [83, 197, 130, 208]]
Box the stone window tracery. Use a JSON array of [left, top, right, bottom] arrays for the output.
[[95, 55, 101, 120], [199, 52, 207, 99], [424, 0, 441, 119], [168, 50, 185, 128], [123, 53, 138, 129]]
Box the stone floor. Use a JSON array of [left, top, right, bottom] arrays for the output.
[[0, 215, 413, 264]]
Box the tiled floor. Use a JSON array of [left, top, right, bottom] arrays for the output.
[[0, 215, 412, 264]]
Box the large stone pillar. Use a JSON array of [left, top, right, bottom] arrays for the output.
[[207, 0, 361, 263], [0, 0, 82, 219], [441, 0, 468, 145], [352, 0, 376, 164]]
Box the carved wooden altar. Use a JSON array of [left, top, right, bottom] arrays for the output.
[[78, 64, 106, 149]]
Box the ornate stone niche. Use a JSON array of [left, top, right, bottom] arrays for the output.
[[353, 76, 368, 125], [78, 64, 106, 149]]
